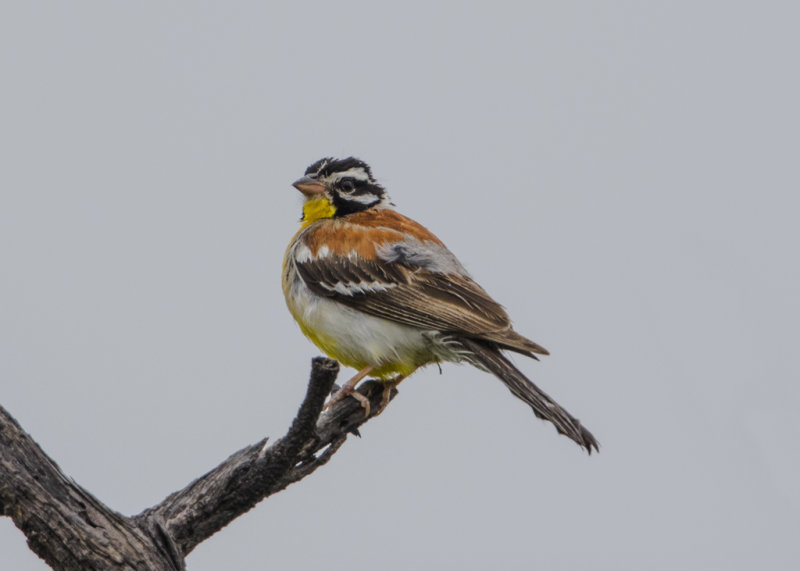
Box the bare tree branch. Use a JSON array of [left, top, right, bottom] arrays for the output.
[[1, 357, 396, 569], [1, 403, 182, 569]]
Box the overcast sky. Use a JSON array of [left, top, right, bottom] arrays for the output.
[[2, 2, 798, 570]]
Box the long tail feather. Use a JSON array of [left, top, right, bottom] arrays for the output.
[[460, 339, 599, 454]]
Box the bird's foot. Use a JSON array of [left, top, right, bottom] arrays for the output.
[[323, 365, 374, 416], [325, 383, 371, 416]]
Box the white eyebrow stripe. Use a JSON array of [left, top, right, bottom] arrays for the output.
[[328, 167, 371, 182]]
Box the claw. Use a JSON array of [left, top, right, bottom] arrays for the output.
[[323, 365, 374, 416]]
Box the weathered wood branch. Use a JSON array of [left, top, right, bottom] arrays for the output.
[[1, 357, 395, 569]]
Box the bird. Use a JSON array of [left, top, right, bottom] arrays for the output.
[[282, 157, 598, 453]]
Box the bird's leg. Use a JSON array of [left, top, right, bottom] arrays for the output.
[[373, 375, 405, 416], [324, 365, 374, 416]]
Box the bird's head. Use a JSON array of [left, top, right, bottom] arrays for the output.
[[293, 157, 392, 223]]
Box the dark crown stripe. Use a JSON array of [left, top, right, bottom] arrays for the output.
[[305, 157, 375, 181]]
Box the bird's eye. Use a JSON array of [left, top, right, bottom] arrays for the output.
[[340, 179, 356, 193]]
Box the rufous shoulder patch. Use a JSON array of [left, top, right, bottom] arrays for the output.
[[347, 210, 445, 245], [301, 209, 445, 260]]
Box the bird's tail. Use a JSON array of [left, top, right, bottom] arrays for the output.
[[459, 338, 599, 454]]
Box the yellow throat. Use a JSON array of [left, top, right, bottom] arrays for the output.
[[301, 198, 336, 227]]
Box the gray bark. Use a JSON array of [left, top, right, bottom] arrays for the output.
[[1, 357, 394, 570]]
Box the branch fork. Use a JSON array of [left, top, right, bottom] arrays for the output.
[[1, 357, 395, 570]]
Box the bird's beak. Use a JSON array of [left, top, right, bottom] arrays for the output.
[[292, 176, 327, 197]]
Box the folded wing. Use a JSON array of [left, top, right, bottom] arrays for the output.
[[295, 241, 548, 357]]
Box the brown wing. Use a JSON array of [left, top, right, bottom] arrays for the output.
[[295, 253, 548, 356]]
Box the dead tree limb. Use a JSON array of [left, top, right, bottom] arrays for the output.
[[1, 357, 395, 570]]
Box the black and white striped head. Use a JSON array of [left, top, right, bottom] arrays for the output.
[[292, 157, 393, 217]]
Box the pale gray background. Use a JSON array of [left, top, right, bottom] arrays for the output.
[[2, 2, 798, 570]]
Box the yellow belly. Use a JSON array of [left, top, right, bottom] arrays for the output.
[[296, 318, 421, 378]]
